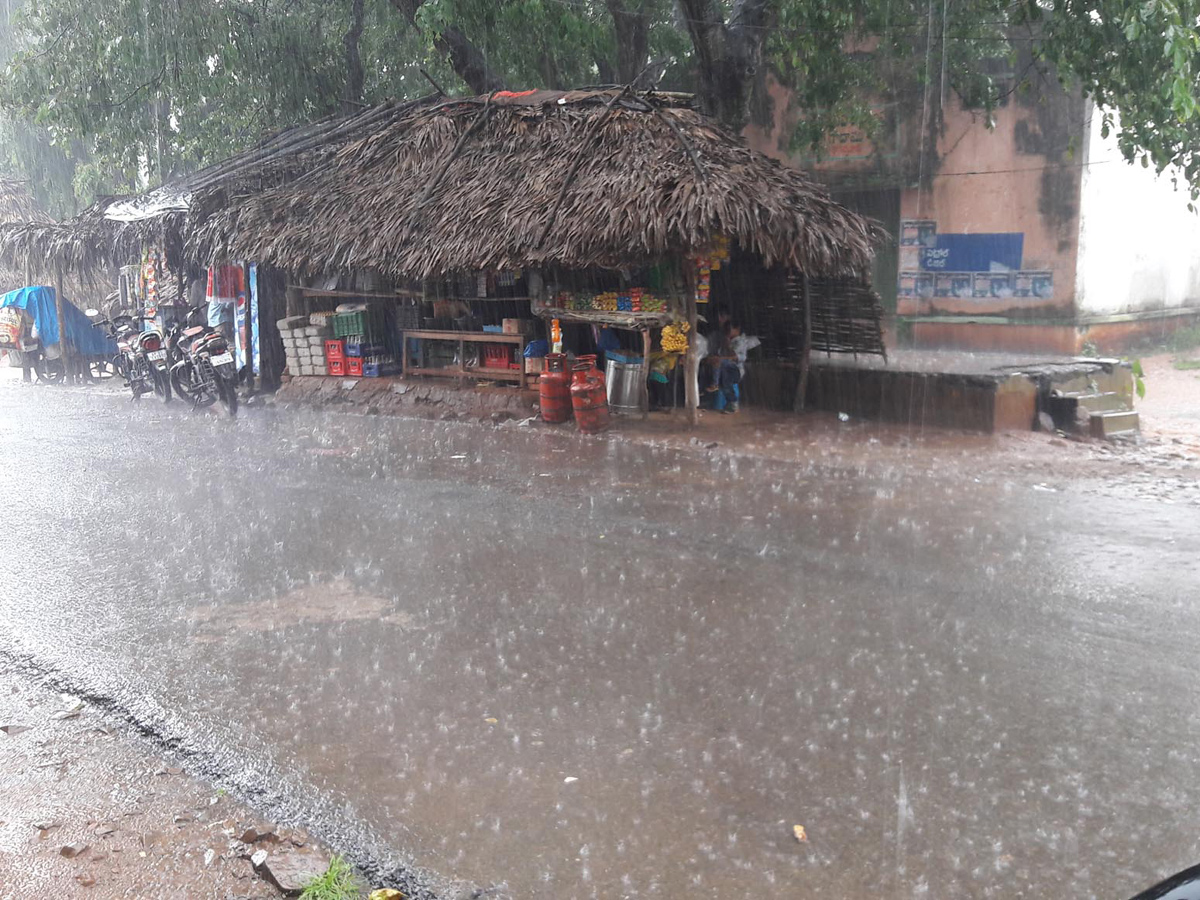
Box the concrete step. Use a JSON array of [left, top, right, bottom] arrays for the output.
[[1068, 391, 1129, 413], [1090, 409, 1140, 439]]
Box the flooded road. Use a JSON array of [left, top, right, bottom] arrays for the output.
[[1, 381, 1199, 899]]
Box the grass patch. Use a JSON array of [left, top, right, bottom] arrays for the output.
[[1173, 357, 1200, 370], [1168, 324, 1200, 354], [300, 856, 364, 900]]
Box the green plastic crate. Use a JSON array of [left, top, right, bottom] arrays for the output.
[[333, 309, 386, 338]]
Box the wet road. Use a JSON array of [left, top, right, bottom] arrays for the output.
[[1, 380, 1199, 899]]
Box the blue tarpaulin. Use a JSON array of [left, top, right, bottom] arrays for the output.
[[0, 285, 116, 358]]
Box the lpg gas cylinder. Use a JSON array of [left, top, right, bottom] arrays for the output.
[[570, 361, 610, 434], [539, 353, 572, 423]]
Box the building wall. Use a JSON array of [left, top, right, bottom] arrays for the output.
[[895, 91, 1084, 322], [1075, 103, 1200, 318]]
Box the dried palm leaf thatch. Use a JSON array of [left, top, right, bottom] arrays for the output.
[[0, 98, 431, 279], [192, 90, 881, 279]]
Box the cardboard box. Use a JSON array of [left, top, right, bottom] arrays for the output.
[[502, 318, 535, 335]]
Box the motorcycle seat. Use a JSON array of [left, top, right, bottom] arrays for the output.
[[183, 326, 207, 338]]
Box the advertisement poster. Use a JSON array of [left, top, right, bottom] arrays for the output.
[[899, 245, 921, 271], [973, 272, 1014, 299], [935, 272, 974, 299], [900, 219, 937, 248], [898, 272, 934, 299], [249, 263, 260, 375], [1013, 270, 1054, 299]]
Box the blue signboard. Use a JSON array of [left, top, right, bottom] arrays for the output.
[[920, 233, 1024, 272]]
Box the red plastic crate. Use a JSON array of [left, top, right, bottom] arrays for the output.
[[481, 343, 511, 368], [324, 339, 345, 361], [327, 358, 346, 376], [347, 357, 364, 377]]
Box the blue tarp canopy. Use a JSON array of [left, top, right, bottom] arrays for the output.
[[0, 285, 115, 358]]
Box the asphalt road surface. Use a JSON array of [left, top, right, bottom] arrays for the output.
[[1, 378, 1198, 899]]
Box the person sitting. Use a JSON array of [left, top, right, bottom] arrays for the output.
[[699, 320, 742, 413]]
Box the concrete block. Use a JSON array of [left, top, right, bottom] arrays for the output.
[[276, 315, 308, 332]]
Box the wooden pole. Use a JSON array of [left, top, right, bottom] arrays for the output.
[[53, 265, 74, 385], [684, 265, 699, 426], [794, 271, 812, 412], [640, 327, 651, 419]]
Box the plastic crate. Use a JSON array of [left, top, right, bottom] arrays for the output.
[[347, 357, 364, 377], [395, 300, 422, 330], [345, 339, 386, 358], [481, 343, 512, 369], [333, 308, 387, 338], [363, 361, 399, 378], [324, 339, 345, 361], [327, 358, 346, 377]]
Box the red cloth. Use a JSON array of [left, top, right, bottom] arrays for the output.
[[206, 265, 244, 305]]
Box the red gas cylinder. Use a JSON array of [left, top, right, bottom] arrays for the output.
[[570, 361, 610, 434], [575, 354, 606, 392], [539, 353, 572, 423]]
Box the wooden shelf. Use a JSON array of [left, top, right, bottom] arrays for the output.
[[402, 329, 528, 389]]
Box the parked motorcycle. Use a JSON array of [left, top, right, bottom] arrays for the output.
[[166, 305, 237, 416], [86, 310, 171, 402]]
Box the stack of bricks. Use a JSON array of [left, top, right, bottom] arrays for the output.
[[278, 314, 333, 376]]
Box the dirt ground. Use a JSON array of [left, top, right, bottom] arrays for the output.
[[0, 668, 322, 900]]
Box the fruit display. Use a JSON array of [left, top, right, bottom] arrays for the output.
[[550, 289, 670, 313], [659, 321, 690, 353]]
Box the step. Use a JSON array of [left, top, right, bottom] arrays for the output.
[[1089, 409, 1140, 439], [1071, 391, 1129, 413]]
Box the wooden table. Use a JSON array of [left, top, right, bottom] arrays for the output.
[[402, 330, 529, 389]]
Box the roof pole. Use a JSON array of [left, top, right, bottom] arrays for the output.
[[54, 263, 74, 386], [793, 270, 811, 413], [685, 259, 699, 426]]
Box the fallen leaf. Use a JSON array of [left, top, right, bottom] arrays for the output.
[[370, 890, 405, 900], [94, 824, 116, 837], [60, 842, 89, 858], [0, 724, 30, 736], [793, 825, 808, 843], [33, 820, 63, 832], [75, 874, 96, 888], [172, 812, 194, 826], [484, 717, 498, 725]]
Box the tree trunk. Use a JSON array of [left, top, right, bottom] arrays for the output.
[[343, 0, 366, 111], [606, 0, 650, 84], [388, 0, 505, 94], [675, 0, 776, 130]]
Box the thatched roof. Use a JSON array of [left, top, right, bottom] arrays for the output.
[[0, 179, 52, 290], [0, 179, 52, 226], [0, 98, 431, 278], [192, 89, 878, 279]]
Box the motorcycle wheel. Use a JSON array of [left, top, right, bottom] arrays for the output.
[[218, 379, 238, 417], [33, 356, 65, 385], [152, 369, 172, 403], [89, 359, 117, 380]]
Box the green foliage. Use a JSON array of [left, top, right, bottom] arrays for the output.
[[1131, 358, 1146, 399], [299, 855, 364, 900], [5, 0, 1200, 212]]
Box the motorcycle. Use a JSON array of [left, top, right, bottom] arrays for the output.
[[166, 305, 238, 416], [87, 310, 171, 402]]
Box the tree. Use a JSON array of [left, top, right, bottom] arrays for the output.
[[5, 0, 1200, 209]]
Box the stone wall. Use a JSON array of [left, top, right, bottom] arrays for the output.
[[278, 375, 541, 422]]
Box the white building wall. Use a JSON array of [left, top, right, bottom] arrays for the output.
[[1075, 103, 1200, 316]]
